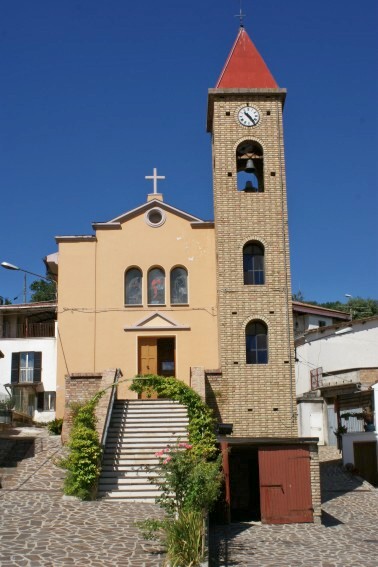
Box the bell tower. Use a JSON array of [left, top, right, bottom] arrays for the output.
[[207, 27, 297, 437]]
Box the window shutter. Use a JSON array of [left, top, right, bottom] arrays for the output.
[[33, 352, 42, 383], [37, 392, 44, 411], [11, 353, 20, 383]]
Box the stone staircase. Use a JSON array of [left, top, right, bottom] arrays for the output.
[[98, 399, 189, 501]]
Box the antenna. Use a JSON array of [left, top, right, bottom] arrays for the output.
[[234, 0, 246, 27]]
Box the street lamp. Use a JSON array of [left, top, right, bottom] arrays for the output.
[[345, 294, 353, 320], [1, 262, 57, 303]]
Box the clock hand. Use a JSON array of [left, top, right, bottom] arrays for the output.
[[244, 111, 256, 125]]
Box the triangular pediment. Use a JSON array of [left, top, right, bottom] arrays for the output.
[[93, 199, 210, 230], [124, 311, 190, 331]]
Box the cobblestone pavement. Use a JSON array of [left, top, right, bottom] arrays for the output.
[[210, 446, 378, 567], [0, 428, 165, 566], [2, 431, 378, 566]]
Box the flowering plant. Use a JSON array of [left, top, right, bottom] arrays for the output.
[[152, 441, 221, 516]]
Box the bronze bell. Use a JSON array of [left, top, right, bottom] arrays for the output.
[[245, 158, 256, 173]]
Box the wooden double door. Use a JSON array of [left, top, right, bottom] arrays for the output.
[[226, 445, 314, 524], [138, 337, 176, 398]]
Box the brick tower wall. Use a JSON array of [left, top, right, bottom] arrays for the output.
[[210, 90, 297, 437]]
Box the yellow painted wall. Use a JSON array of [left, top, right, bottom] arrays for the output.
[[56, 201, 219, 417]]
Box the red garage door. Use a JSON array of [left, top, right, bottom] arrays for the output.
[[258, 446, 313, 524]]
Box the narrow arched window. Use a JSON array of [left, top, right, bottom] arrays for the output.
[[170, 267, 188, 304], [243, 242, 265, 285], [236, 141, 264, 192], [246, 321, 268, 364], [148, 267, 165, 305], [125, 268, 142, 305]]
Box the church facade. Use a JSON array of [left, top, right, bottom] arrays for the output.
[[55, 28, 296, 439], [52, 26, 322, 524]]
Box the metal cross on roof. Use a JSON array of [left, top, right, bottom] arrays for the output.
[[234, 0, 246, 27], [145, 167, 166, 194]]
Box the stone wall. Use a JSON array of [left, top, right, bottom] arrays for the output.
[[61, 369, 119, 445], [309, 442, 322, 524]]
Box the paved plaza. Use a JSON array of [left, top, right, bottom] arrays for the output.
[[210, 449, 378, 567], [0, 431, 377, 566]]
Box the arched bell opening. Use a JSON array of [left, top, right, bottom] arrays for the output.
[[236, 141, 264, 192]]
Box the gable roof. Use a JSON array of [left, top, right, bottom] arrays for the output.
[[292, 301, 350, 320], [92, 199, 210, 230], [216, 27, 278, 89]]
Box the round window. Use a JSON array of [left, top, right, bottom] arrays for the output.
[[145, 208, 166, 227]]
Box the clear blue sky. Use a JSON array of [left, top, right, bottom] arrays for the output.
[[1, 0, 377, 303]]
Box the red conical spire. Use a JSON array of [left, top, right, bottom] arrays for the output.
[[216, 27, 278, 88]]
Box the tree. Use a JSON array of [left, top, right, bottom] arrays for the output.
[[292, 290, 305, 302], [292, 292, 378, 320], [347, 297, 378, 320], [30, 279, 56, 302]]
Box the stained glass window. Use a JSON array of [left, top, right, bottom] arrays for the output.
[[170, 267, 188, 304], [125, 268, 142, 305], [148, 268, 165, 304]]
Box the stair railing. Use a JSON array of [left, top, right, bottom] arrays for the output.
[[101, 368, 121, 449]]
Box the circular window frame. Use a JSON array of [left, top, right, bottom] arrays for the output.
[[145, 207, 166, 228]]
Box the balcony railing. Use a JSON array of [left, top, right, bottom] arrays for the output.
[[3, 322, 55, 339], [19, 368, 35, 383]]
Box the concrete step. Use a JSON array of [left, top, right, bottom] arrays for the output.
[[99, 398, 188, 500], [110, 415, 187, 423], [102, 456, 159, 464], [98, 489, 161, 498], [98, 493, 158, 502], [103, 446, 172, 455], [105, 438, 187, 447], [107, 431, 187, 439], [115, 402, 181, 405], [99, 475, 161, 484], [101, 469, 159, 477], [110, 414, 188, 421], [107, 424, 188, 432]]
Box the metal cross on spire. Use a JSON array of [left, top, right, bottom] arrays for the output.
[[234, 0, 246, 27], [145, 167, 166, 194]]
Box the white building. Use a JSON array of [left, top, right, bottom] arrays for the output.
[[0, 302, 57, 423], [296, 316, 378, 450], [292, 301, 349, 337]]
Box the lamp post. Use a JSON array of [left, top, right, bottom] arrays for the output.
[[345, 294, 353, 320], [1, 262, 57, 303]]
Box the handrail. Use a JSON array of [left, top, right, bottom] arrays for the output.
[[101, 368, 121, 448]]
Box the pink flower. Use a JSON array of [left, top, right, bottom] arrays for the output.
[[155, 451, 164, 457], [163, 456, 172, 464], [178, 442, 192, 450]]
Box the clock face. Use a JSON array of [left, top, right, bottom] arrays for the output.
[[238, 106, 260, 127]]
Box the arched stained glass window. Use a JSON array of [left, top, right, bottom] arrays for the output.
[[170, 267, 188, 304], [246, 321, 268, 364], [148, 268, 165, 305], [125, 268, 142, 305], [243, 242, 265, 285]]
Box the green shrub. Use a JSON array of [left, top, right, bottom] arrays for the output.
[[46, 418, 63, 435], [59, 391, 104, 500], [138, 510, 204, 567]]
